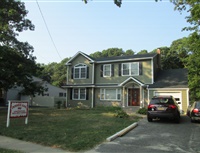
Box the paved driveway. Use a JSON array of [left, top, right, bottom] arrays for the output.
[[86, 115, 200, 153]]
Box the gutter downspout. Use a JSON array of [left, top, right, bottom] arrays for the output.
[[147, 85, 149, 105], [66, 65, 69, 107], [92, 63, 95, 108]]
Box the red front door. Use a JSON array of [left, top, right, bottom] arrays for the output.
[[128, 89, 140, 106]]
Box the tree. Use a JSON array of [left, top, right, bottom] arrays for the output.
[[137, 50, 148, 55], [125, 49, 135, 55], [37, 57, 70, 87], [101, 48, 124, 57], [0, 0, 42, 99], [90, 51, 102, 58]]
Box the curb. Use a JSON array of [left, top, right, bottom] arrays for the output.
[[106, 122, 138, 141]]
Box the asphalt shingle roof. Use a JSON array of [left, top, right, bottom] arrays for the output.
[[149, 69, 188, 88], [94, 53, 157, 62]]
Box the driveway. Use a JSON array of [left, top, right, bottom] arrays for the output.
[[86, 115, 200, 153]]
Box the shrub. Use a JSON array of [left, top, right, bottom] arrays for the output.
[[137, 107, 147, 115], [114, 109, 129, 118]]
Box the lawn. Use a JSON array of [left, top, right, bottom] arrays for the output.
[[0, 106, 140, 152], [0, 148, 23, 153]]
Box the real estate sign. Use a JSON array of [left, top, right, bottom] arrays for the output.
[[7, 101, 29, 127]]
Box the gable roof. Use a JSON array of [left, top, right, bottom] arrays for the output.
[[94, 53, 157, 63], [119, 77, 145, 86], [148, 69, 188, 88], [66, 51, 95, 65], [66, 51, 157, 65]]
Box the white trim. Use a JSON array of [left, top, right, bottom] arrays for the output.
[[153, 91, 183, 111], [100, 88, 121, 101], [95, 56, 156, 64], [119, 77, 144, 86], [74, 63, 87, 79], [187, 88, 189, 106], [103, 64, 111, 77], [91, 88, 94, 108], [72, 88, 86, 100], [66, 51, 94, 65], [121, 62, 139, 76], [92, 63, 95, 84], [148, 88, 189, 90], [151, 58, 154, 84]]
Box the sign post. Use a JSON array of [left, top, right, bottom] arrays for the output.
[[7, 101, 29, 127]]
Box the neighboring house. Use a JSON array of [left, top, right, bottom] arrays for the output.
[[64, 50, 189, 113], [6, 76, 66, 107]]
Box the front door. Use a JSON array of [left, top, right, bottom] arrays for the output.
[[128, 89, 140, 106]]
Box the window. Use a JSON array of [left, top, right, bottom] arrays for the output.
[[100, 89, 121, 100], [103, 64, 111, 77], [59, 92, 63, 97], [74, 64, 87, 79], [59, 92, 66, 97], [73, 88, 86, 100], [122, 62, 139, 76]]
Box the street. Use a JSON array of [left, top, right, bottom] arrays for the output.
[[88, 115, 200, 153]]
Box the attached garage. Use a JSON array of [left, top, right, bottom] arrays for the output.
[[148, 69, 189, 114], [154, 91, 182, 112]]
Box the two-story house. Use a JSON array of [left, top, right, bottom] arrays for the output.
[[64, 50, 189, 113]]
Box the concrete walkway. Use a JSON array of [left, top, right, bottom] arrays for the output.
[[0, 135, 71, 153]]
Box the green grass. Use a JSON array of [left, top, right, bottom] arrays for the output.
[[0, 107, 140, 152], [0, 148, 23, 153]]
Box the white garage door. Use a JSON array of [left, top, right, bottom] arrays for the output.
[[154, 92, 182, 111]]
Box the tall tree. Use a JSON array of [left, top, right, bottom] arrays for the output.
[[0, 0, 42, 97], [137, 50, 148, 55], [125, 49, 135, 55]]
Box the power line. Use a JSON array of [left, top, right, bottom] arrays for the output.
[[35, 0, 62, 60]]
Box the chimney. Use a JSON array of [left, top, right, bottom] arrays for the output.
[[157, 48, 161, 69]]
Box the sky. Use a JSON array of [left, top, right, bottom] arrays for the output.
[[18, 0, 191, 64]]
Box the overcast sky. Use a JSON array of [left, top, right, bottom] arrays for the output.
[[19, 0, 191, 64]]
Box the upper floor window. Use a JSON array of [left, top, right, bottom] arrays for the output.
[[100, 64, 114, 77], [74, 64, 87, 79], [103, 64, 111, 77], [122, 62, 139, 76]]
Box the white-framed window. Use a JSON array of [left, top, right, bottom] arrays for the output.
[[74, 64, 87, 79], [100, 89, 121, 100], [103, 64, 111, 77], [122, 62, 139, 76], [73, 88, 86, 100]]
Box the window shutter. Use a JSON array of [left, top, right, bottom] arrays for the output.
[[70, 88, 72, 100], [111, 64, 114, 77], [118, 64, 121, 76], [87, 66, 89, 78], [139, 62, 143, 75], [86, 88, 89, 100], [100, 65, 103, 77], [71, 68, 74, 79]]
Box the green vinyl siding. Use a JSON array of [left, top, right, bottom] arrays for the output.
[[95, 60, 152, 84], [68, 55, 93, 84]]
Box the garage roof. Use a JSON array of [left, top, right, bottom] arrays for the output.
[[149, 69, 188, 88]]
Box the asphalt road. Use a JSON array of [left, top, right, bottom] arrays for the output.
[[86, 115, 200, 153]]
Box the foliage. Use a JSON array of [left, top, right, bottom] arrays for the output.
[[0, 107, 139, 151], [36, 57, 70, 87], [0, 0, 41, 94], [137, 107, 147, 115], [137, 50, 148, 54], [114, 109, 129, 118]]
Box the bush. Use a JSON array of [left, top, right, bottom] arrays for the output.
[[137, 107, 147, 115], [114, 109, 129, 118]]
